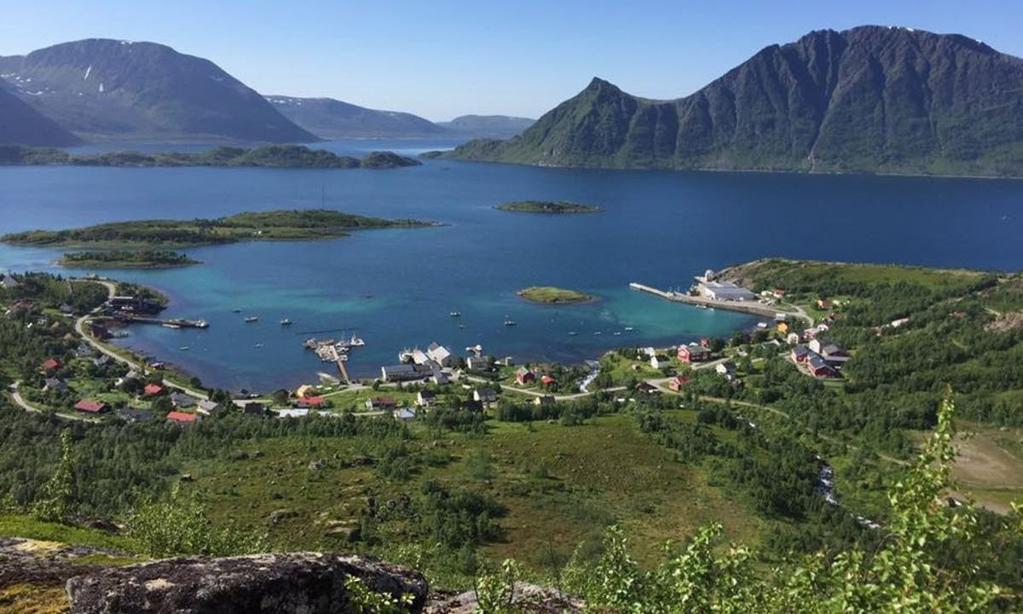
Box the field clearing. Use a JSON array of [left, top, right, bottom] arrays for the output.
[[942, 423, 1023, 513]]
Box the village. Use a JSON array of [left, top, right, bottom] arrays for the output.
[[3, 265, 872, 429]]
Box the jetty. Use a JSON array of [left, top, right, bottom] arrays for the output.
[[116, 315, 209, 329], [629, 282, 809, 323]]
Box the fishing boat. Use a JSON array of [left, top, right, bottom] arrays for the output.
[[347, 334, 365, 347], [244, 316, 259, 323], [449, 311, 461, 318], [280, 318, 292, 326], [504, 320, 517, 327]]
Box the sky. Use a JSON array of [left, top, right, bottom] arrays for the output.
[[1, 1, 1021, 121]]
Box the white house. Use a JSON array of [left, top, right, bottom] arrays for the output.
[[426, 342, 453, 367]]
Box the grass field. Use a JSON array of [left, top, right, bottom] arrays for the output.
[[176, 414, 762, 576]]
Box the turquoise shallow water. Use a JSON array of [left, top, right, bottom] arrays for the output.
[[2, 140, 1022, 391]]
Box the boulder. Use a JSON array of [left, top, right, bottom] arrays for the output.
[[66, 552, 428, 613]]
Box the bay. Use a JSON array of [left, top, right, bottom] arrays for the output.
[[1, 139, 1021, 391]]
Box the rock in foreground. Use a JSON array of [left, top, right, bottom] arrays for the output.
[[66, 552, 428, 614]]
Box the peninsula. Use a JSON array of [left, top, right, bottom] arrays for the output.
[[0, 144, 421, 170], [517, 286, 595, 304], [496, 200, 602, 214], [2, 209, 433, 249]]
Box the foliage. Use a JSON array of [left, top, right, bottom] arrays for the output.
[[31, 431, 77, 523], [124, 488, 265, 557]]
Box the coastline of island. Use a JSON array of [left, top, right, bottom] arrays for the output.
[[2, 209, 436, 250], [0, 144, 421, 170], [517, 286, 597, 304], [496, 200, 602, 214]]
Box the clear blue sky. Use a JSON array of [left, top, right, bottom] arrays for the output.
[[1, 1, 1020, 121]]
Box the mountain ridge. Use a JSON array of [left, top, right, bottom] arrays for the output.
[[265, 95, 448, 139], [0, 38, 316, 143], [450, 26, 1023, 177]]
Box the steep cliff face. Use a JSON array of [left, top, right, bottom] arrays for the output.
[[452, 26, 1023, 176]]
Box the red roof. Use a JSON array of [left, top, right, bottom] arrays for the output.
[[144, 384, 164, 396], [166, 411, 198, 423], [540, 375, 556, 385], [299, 396, 326, 407], [74, 400, 108, 413], [42, 358, 62, 371]]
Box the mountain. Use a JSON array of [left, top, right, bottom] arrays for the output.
[[0, 82, 80, 146], [451, 26, 1023, 177], [438, 115, 535, 139], [0, 39, 315, 143], [265, 95, 447, 139]]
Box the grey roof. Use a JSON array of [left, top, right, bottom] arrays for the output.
[[171, 392, 197, 407]]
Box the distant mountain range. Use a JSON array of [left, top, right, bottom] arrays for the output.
[[0, 37, 533, 146], [437, 115, 536, 139], [451, 26, 1023, 177], [266, 97, 535, 140], [0, 39, 315, 144], [266, 95, 449, 139]]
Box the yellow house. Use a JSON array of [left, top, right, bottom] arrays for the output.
[[776, 322, 789, 334]]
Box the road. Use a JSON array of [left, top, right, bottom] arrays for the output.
[[8, 381, 98, 423], [71, 278, 208, 400]]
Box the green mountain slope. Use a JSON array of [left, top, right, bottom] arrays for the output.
[[451, 26, 1023, 177]]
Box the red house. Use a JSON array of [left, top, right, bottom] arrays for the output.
[[677, 345, 710, 363], [41, 358, 63, 373], [166, 411, 198, 424], [515, 368, 536, 386], [74, 400, 109, 414], [540, 375, 556, 386], [297, 396, 326, 409], [144, 383, 164, 397], [668, 376, 690, 392]]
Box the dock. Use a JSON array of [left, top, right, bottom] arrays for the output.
[[629, 282, 807, 323], [117, 315, 209, 329]]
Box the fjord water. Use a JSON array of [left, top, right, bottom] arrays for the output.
[[2, 141, 1022, 391]]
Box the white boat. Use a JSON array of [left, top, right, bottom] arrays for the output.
[[624, 326, 634, 332], [244, 316, 259, 323], [179, 346, 190, 351], [568, 331, 577, 336], [162, 323, 181, 329], [348, 334, 365, 347], [504, 320, 517, 327], [450, 311, 461, 318], [280, 318, 292, 326]]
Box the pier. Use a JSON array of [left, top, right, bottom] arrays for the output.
[[629, 282, 810, 324], [117, 315, 209, 329]]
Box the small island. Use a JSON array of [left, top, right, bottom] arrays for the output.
[[0, 145, 421, 170], [58, 250, 200, 269], [3, 209, 434, 249], [518, 286, 596, 304], [497, 200, 602, 214]]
